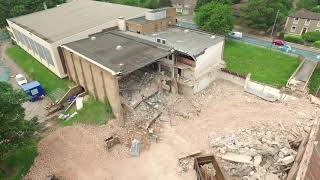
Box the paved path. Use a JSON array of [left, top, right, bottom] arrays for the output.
[[176, 20, 320, 61], [295, 60, 317, 82], [0, 41, 52, 121]]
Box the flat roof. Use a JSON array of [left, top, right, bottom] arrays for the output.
[[63, 31, 172, 75], [9, 1, 148, 43], [124, 27, 224, 57]]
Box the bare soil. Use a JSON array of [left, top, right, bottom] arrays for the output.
[[25, 80, 319, 180]]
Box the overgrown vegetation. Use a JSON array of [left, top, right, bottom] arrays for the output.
[[0, 138, 39, 180], [314, 41, 320, 48], [61, 96, 113, 126], [284, 34, 304, 44], [0, 82, 40, 180], [308, 68, 320, 95], [240, 0, 291, 31], [194, 2, 233, 35], [297, 0, 319, 12], [302, 32, 320, 42], [5, 45, 72, 101], [0, 0, 66, 28], [224, 41, 300, 88]]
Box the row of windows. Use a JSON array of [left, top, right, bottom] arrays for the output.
[[293, 17, 319, 27], [12, 28, 54, 67], [290, 25, 320, 33]]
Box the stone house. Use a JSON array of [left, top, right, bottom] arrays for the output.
[[284, 9, 320, 36], [171, 0, 197, 15]]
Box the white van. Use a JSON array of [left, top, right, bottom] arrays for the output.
[[228, 31, 243, 39]]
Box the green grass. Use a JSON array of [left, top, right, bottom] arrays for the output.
[[61, 96, 113, 126], [0, 138, 39, 180], [308, 68, 320, 95], [224, 41, 300, 88], [5, 45, 72, 101]]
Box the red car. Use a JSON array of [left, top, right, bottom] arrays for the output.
[[272, 39, 285, 46]]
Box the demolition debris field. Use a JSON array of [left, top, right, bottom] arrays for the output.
[[26, 80, 319, 180]]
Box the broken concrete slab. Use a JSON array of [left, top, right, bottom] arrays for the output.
[[277, 155, 295, 165], [178, 150, 202, 161], [129, 139, 141, 157], [104, 135, 120, 151], [253, 155, 262, 166], [221, 152, 253, 164]]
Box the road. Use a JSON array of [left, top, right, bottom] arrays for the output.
[[176, 21, 320, 61]]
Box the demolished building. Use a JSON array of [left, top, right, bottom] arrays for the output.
[[61, 7, 225, 124]]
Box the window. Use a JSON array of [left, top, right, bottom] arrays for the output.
[[29, 39, 39, 56], [34, 41, 46, 61], [305, 19, 311, 26], [293, 17, 299, 24], [22, 34, 31, 50], [43, 47, 54, 66], [291, 26, 297, 32]]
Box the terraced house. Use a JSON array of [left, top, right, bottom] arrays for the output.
[[285, 9, 320, 36], [6, 0, 148, 78]]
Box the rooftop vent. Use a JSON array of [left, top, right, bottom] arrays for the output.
[[210, 35, 215, 39], [162, 39, 166, 44], [116, 45, 123, 50], [91, 36, 96, 41], [184, 29, 190, 33]]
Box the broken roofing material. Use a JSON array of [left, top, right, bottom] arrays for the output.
[[63, 31, 172, 75]]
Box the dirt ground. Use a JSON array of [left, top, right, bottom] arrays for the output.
[[25, 79, 319, 180]]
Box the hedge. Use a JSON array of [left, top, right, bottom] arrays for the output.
[[314, 41, 320, 48], [284, 35, 304, 44], [302, 32, 320, 42]]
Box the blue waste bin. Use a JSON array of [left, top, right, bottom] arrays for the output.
[[21, 81, 45, 102]]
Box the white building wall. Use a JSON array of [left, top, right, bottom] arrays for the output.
[[194, 41, 224, 79], [6, 19, 119, 78]]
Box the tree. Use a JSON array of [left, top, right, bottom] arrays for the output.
[[0, 82, 39, 157], [195, 0, 231, 11], [240, 0, 291, 32], [297, 0, 319, 11], [158, 0, 172, 7], [194, 2, 233, 35], [0, 0, 66, 28]]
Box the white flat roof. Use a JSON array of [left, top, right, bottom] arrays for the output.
[[8, 1, 148, 42]]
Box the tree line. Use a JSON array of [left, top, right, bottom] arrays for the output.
[[0, 0, 65, 28]]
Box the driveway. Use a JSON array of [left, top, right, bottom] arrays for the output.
[[176, 20, 320, 61], [0, 41, 52, 121]]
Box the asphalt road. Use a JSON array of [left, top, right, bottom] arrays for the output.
[[176, 21, 320, 62]]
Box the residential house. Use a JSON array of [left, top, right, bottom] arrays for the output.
[[171, 0, 196, 15], [284, 9, 320, 36]]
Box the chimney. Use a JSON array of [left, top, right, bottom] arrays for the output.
[[118, 16, 126, 31]]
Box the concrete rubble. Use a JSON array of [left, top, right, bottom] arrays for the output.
[[209, 121, 313, 179]]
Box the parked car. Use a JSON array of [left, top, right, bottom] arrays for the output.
[[228, 31, 243, 39], [272, 39, 285, 46], [15, 74, 27, 86]]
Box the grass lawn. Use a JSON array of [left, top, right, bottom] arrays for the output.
[[224, 41, 300, 88], [308, 68, 320, 95], [0, 138, 39, 180], [5, 45, 72, 101], [61, 96, 113, 126]]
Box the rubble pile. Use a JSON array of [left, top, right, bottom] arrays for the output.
[[209, 122, 313, 179]]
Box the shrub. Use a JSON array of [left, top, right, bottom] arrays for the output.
[[302, 32, 320, 42], [279, 31, 285, 40], [284, 35, 304, 44], [314, 41, 320, 48]]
